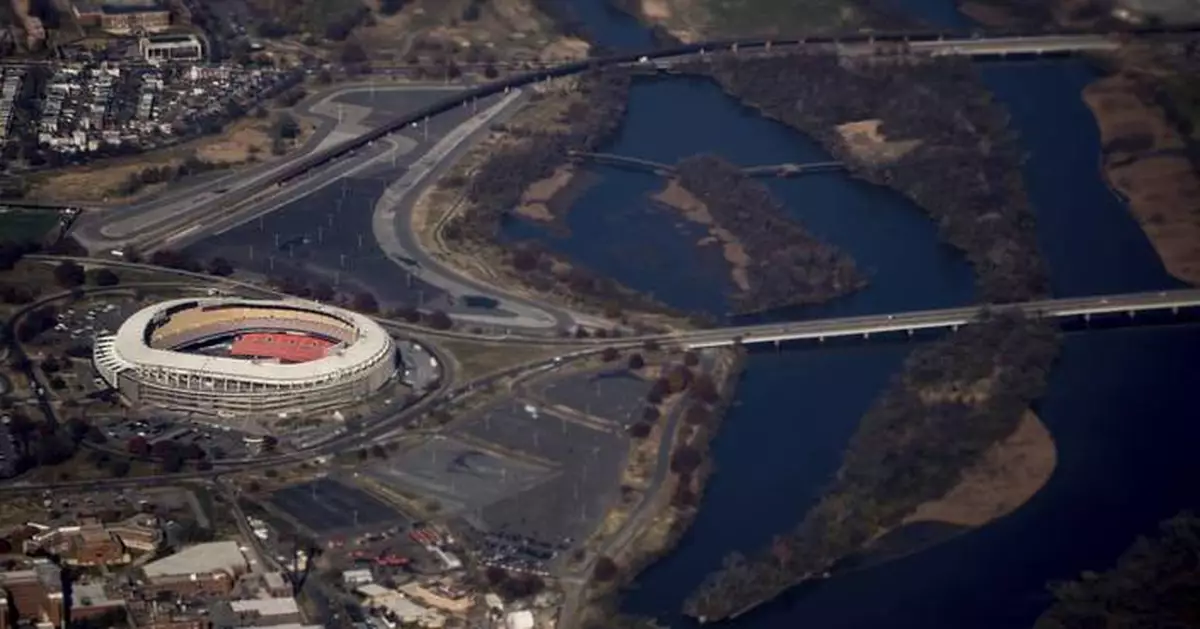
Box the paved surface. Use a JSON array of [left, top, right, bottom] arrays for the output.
[[70, 83, 463, 250], [270, 477, 407, 535], [683, 288, 1200, 348], [365, 436, 556, 514], [535, 368, 651, 427], [370, 87, 566, 330]]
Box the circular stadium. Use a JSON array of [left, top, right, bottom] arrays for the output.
[[93, 297, 396, 418]]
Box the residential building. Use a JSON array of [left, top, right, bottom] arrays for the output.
[[140, 33, 204, 62], [25, 515, 163, 566], [342, 569, 373, 587]]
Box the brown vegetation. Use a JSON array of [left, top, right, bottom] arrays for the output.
[[1082, 72, 1200, 286], [669, 154, 866, 313], [685, 54, 1048, 303]]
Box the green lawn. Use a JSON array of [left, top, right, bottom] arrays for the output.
[[0, 209, 60, 244]]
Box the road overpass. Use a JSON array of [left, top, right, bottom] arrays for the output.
[[680, 289, 1200, 349], [569, 151, 846, 177], [235, 28, 1188, 195]]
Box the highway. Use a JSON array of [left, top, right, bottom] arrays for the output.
[[70, 83, 463, 253]]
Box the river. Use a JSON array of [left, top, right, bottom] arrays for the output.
[[513, 1, 1200, 627]]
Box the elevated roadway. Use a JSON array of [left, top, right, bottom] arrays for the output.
[[680, 289, 1200, 349]]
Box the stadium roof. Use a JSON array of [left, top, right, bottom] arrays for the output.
[[142, 541, 247, 578]]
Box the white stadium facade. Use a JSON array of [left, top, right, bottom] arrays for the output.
[[93, 297, 397, 417]]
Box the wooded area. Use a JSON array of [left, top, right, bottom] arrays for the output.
[[1035, 512, 1200, 629], [673, 154, 866, 313], [690, 55, 1048, 303], [685, 311, 1061, 620]]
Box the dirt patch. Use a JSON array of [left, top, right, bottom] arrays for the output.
[[28, 115, 312, 204], [835, 119, 922, 165], [903, 411, 1056, 527], [641, 0, 673, 19], [653, 179, 751, 292], [1083, 74, 1200, 286], [515, 165, 577, 222]]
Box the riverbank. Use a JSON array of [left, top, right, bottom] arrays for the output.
[[679, 53, 1048, 303], [663, 154, 866, 313], [685, 312, 1062, 621], [574, 345, 745, 628], [411, 71, 701, 331], [611, 0, 912, 43], [1080, 69, 1200, 287]]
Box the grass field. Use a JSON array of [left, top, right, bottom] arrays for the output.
[[433, 337, 565, 382], [0, 209, 60, 244]]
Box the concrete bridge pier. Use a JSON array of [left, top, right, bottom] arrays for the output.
[[774, 339, 781, 353], [1173, 306, 1180, 315], [765, 40, 772, 50], [906, 329, 914, 338], [862, 331, 871, 339], [1084, 312, 1092, 323], [1127, 309, 1136, 318]]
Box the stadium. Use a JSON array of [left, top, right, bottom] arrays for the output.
[[93, 297, 397, 417]]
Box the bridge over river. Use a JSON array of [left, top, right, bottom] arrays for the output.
[[567, 151, 846, 178], [679, 289, 1200, 349]]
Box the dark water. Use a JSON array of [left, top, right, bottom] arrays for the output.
[[503, 77, 975, 319], [981, 60, 1184, 296], [546, 1, 1200, 628]]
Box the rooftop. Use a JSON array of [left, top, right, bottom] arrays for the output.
[[73, 583, 124, 609], [142, 541, 247, 579], [229, 597, 300, 617]]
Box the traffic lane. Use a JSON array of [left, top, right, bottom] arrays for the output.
[[149, 138, 401, 251], [81, 85, 461, 245], [380, 92, 575, 330]]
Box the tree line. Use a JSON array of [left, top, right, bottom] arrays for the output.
[[673, 154, 866, 313], [690, 54, 1049, 304], [685, 311, 1061, 619], [1034, 511, 1200, 629]]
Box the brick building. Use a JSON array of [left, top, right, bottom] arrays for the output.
[[0, 560, 64, 627], [72, 0, 171, 35]]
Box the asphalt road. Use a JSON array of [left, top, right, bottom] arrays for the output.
[[70, 83, 465, 252], [369, 87, 571, 330]]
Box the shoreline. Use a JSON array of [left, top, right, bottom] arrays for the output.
[[572, 345, 746, 628], [1080, 72, 1200, 287]]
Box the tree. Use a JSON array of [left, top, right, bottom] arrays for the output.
[[691, 374, 719, 404], [643, 339, 661, 352], [272, 113, 301, 140], [627, 353, 645, 370], [593, 556, 619, 582], [684, 351, 700, 367], [601, 347, 619, 362], [53, 261, 85, 288], [684, 404, 711, 426], [483, 63, 499, 79], [485, 565, 509, 585], [670, 445, 703, 475], [127, 436, 150, 457], [341, 41, 368, 64], [627, 422, 652, 439], [89, 268, 120, 287], [312, 282, 335, 302], [426, 310, 453, 330], [641, 406, 660, 422], [207, 257, 234, 276], [352, 291, 379, 313], [108, 459, 131, 477]]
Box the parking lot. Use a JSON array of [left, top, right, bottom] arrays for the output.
[[535, 368, 651, 427], [270, 479, 408, 537], [98, 415, 257, 461], [448, 401, 628, 570], [365, 436, 556, 514]]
